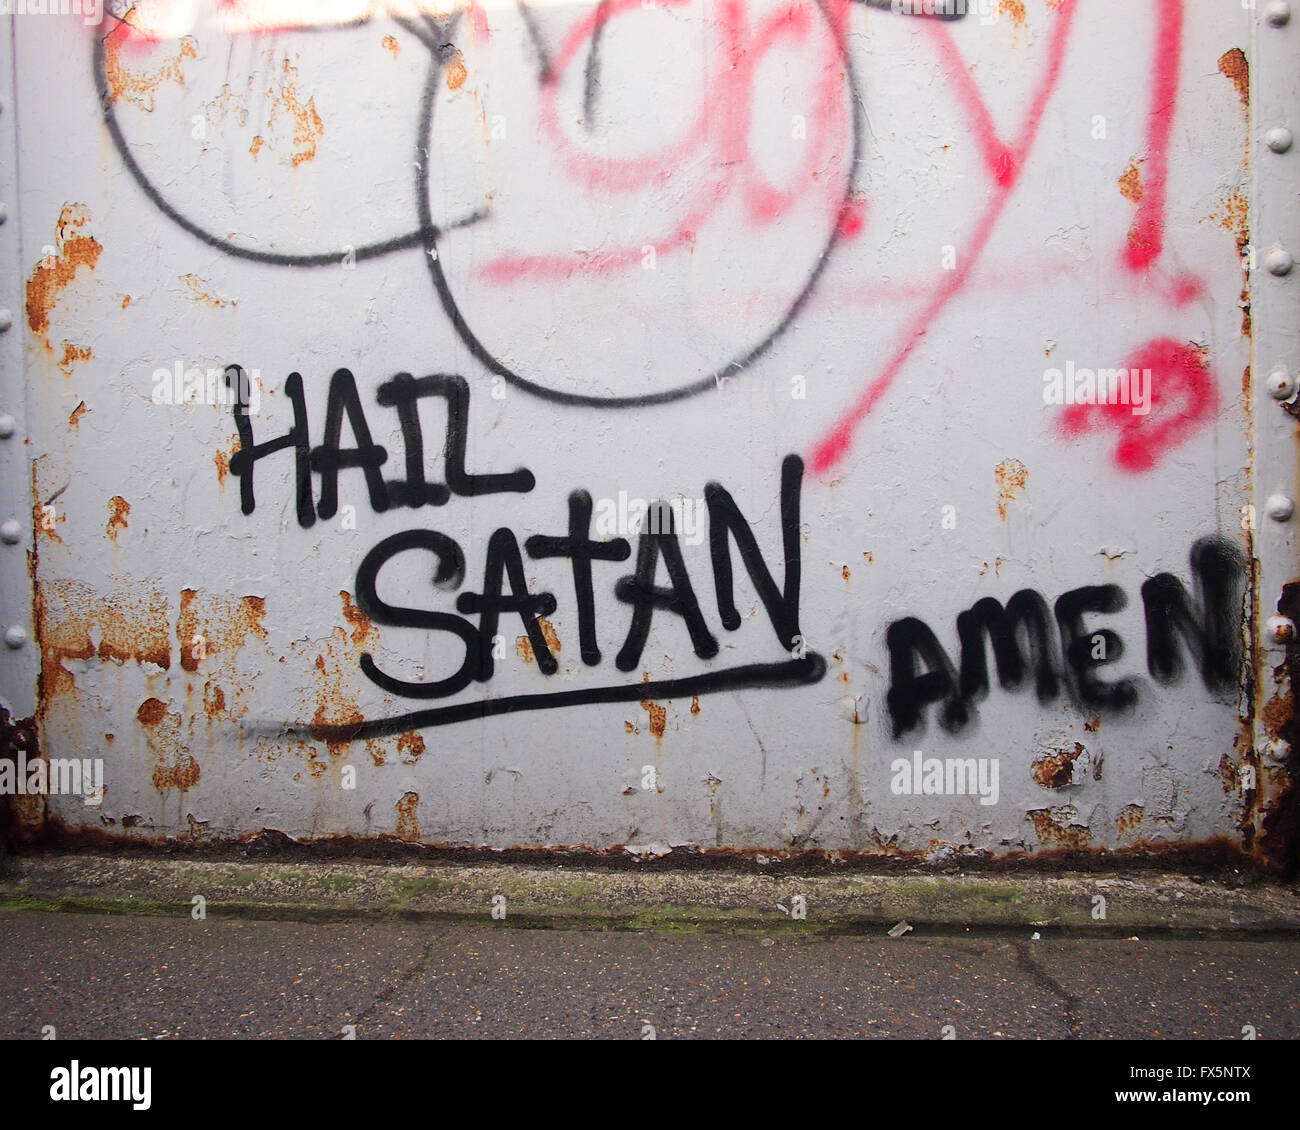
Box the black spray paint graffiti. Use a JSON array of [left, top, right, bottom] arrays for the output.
[[96, 0, 960, 408], [229, 367, 1247, 741], [883, 536, 1246, 739], [226, 367, 535, 528], [226, 367, 824, 739]]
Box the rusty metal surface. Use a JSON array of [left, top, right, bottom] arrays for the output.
[[0, 1, 1295, 870]]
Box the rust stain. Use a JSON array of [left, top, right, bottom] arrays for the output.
[[539, 618, 561, 652], [136, 698, 167, 728], [32, 462, 65, 545], [102, 23, 198, 111], [995, 458, 1028, 521], [1206, 185, 1250, 336], [340, 590, 374, 648], [1083, 712, 1101, 733], [841, 564, 851, 582], [691, 695, 700, 715], [998, 0, 1026, 27], [263, 58, 325, 168], [446, 53, 467, 90], [152, 752, 200, 792], [1028, 808, 1091, 850], [203, 81, 250, 128], [1117, 157, 1144, 203], [132, 695, 201, 792], [58, 342, 93, 377], [1031, 744, 1087, 789], [1116, 804, 1145, 837], [862, 551, 873, 564], [624, 721, 637, 734], [315, 702, 365, 757], [257, 736, 327, 778], [249, 134, 264, 159], [26, 205, 102, 347], [1, 706, 45, 839], [1261, 688, 1291, 739], [38, 581, 171, 698], [215, 436, 239, 487], [1258, 581, 1300, 874], [120, 295, 131, 309], [179, 273, 235, 308], [640, 700, 667, 739], [395, 792, 420, 841], [105, 496, 130, 541], [1218, 754, 1241, 796], [397, 732, 426, 763], [68, 401, 87, 430], [1218, 48, 1249, 112], [177, 590, 268, 673], [203, 682, 227, 720], [302, 627, 367, 757], [382, 34, 400, 59], [517, 616, 560, 662]]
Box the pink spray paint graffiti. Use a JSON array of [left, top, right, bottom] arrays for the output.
[[97, 0, 1225, 463]]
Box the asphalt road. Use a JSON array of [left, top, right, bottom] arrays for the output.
[[0, 909, 1295, 1039]]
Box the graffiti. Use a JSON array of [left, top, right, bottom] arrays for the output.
[[228, 363, 819, 730], [1056, 340, 1217, 474], [319, 454, 822, 740], [9, 0, 1279, 863], [884, 536, 1246, 739], [93, 0, 1223, 468], [84, 0, 1245, 741], [227, 367, 534, 527]]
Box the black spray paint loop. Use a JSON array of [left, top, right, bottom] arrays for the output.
[[97, 1, 962, 407]]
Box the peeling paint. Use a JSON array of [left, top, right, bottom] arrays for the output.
[[102, 24, 198, 112], [445, 52, 467, 91], [1218, 47, 1249, 112], [2, 0, 1288, 870], [105, 496, 130, 541], [395, 792, 420, 841], [25, 205, 101, 348], [1117, 157, 1144, 204], [994, 458, 1028, 521], [262, 57, 325, 168], [38, 582, 171, 699], [179, 273, 236, 308]]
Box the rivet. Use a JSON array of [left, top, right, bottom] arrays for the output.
[[1265, 247, 1295, 276], [1265, 493, 1295, 521], [3, 626, 26, 649], [0, 414, 14, 438], [0, 309, 11, 332], [1267, 368, 1296, 399], [1266, 126, 1294, 153], [1266, 616, 1295, 644], [1265, 0, 1292, 25], [0, 520, 21, 544]]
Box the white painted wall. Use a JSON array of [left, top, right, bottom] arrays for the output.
[[1, 0, 1294, 861]]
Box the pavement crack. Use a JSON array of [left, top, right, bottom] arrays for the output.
[[345, 930, 440, 1037], [1013, 942, 1082, 1038]]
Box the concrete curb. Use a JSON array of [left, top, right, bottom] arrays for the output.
[[2, 854, 1299, 935]]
